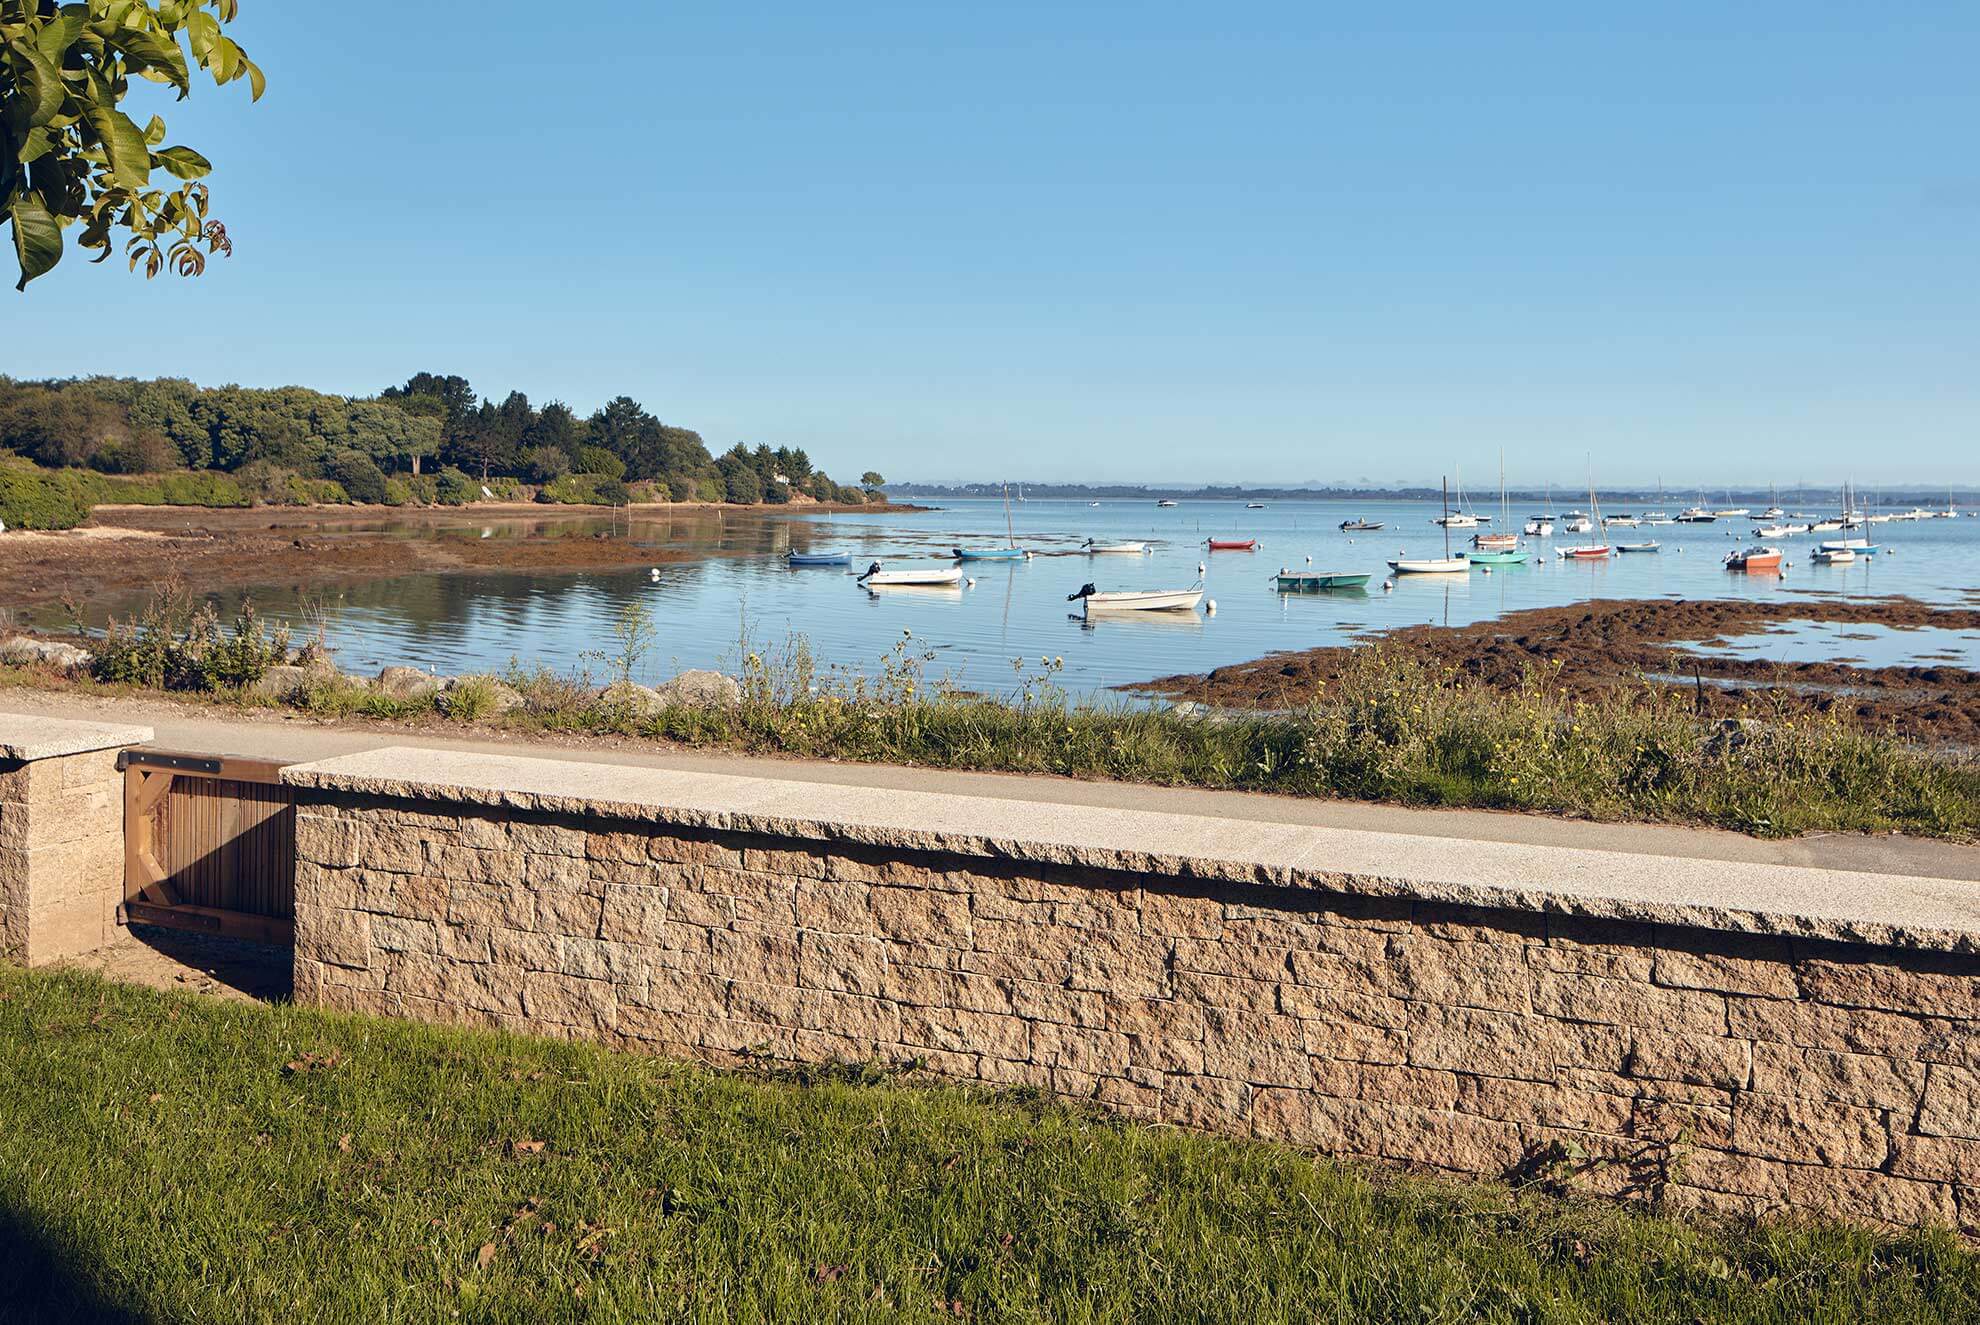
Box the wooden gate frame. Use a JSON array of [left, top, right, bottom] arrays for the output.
[[119, 749, 296, 946]]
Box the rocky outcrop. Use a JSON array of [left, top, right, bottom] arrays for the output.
[[599, 680, 667, 717], [651, 669, 742, 709], [0, 637, 94, 673], [374, 666, 442, 702]]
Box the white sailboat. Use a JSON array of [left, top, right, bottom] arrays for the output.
[[1392, 478, 1469, 573]]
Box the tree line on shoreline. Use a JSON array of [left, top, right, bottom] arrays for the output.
[[0, 374, 887, 528]]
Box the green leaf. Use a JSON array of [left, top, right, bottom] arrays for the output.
[[241, 55, 265, 101], [9, 192, 63, 290], [108, 26, 190, 93], [207, 34, 239, 83], [84, 105, 152, 189], [18, 126, 55, 165], [153, 145, 211, 180], [184, 9, 219, 61], [6, 36, 68, 128], [35, 10, 87, 64], [143, 114, 167, 146]]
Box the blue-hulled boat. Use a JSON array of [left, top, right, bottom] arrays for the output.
[[786, 552, 852, 567], [952, 481, 1030, 561]]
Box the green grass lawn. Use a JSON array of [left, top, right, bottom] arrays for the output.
[[1, 967, 1975, 1323]]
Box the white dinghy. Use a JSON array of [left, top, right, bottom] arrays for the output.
[[856, 561, 964, 588], [1083, 539, 1150, 554], [1067, 582, 1204, 616]]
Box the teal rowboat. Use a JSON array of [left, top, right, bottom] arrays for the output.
[[1273, 571, 1371, 591], [1464, 549, 1530, 566]]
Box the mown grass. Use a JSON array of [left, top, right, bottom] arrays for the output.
[[1, 966, 1975, 1324], [4, 624, 1977, 840]]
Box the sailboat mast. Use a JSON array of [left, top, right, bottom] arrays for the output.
[[1442, 477, 1451, 558], [1003, 481, 1015, 548]]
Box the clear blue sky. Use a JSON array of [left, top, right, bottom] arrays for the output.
[[6, 2, 1977, 487]]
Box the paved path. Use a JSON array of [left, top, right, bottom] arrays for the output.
[[4, 687, 1975, 883]]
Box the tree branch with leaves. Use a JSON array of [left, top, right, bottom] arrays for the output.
[[2, 0, 263, 291]]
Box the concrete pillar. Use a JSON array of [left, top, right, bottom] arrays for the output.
[[0, 716, 153, 966]]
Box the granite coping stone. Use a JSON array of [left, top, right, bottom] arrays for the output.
[[281, 745, 1980, 955], [0, 713, 154, 764]]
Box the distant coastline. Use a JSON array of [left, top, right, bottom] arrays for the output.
[[893, 481, 1979, 506]]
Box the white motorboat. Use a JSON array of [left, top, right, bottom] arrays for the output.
[[1084, 539, 1149, 554], [1068, 584, 1204, 615], [1434, 512, 1481, 528], [1811, 546, 1856, 565], [1561, 512, 1593, 533], [1524, 517, 1555, 536], [856, 563, 964, 587]]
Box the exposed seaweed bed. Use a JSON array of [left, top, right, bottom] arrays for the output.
[[0, 501, 910, 610], [1135, 597, 1980, 745]]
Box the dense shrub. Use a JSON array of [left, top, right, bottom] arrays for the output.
[[0, 460, 94, 529], [723, 466, 763, 504], [283, 477, 350, 506], [574, 445, 627, 480], [537, 472, 628, 505], [434, 467, 478, 505], [520, 446, 571, 483], [90, 586, 291, 691], [325, 450, 389, 504]]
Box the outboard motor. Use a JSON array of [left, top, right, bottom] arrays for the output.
[[1067, 582, 1096, 602], [857, 561, 882, 581]]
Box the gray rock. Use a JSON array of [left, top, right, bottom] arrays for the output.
[[652, 669, 742, 709], [0, 637, 94, 672], [1703, 717, 1765, 758], [375, 665, 441, 702], [248, 664, 317, 701], [600, 680, 668, 717]]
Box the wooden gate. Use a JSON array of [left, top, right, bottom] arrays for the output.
[[120, 750, 297, 946]]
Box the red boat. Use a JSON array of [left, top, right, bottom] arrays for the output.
[[1206, 539, 1257, 551], [1724, 545, 1783, 572]]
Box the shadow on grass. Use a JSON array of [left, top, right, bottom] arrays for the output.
[[0, 1199, 151, 1324]]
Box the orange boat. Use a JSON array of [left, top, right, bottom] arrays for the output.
[[1724, 545, 1783, 572], [1206, 538, 1257, 551]]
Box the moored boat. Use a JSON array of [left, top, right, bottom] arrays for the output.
[[1339, 518, 1384, 531], [1206, 538, 1257, 551], [856, 563, 965, 587], [1156, 499, 1179, 507], [1273, 570, 1372, 591], [1068, 583, 1204, 615], [1614, 541, 1661, 553], [1465, 548, 1529, 566], [1811, 546, 1856, 565], [1083, 539, 1148, 554], [787, 552, 852, 566], [953, 546, 1030, 561], [1393, 476, 1469, 573], [1724, 545, 1783, 572]]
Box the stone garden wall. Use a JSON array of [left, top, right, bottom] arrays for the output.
[[284, 747, 1980, 1234], [0, 717, 149, 966]]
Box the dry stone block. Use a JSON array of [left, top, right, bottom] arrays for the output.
[[1732, 1092, 1890, 1169]]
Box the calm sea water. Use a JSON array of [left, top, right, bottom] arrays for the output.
[[82, 499, 1980, 698]]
